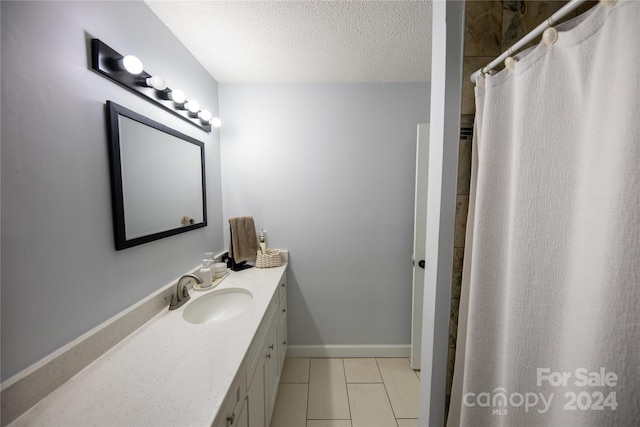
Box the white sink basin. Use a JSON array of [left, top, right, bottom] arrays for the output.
[[183, 288, 253, 324]]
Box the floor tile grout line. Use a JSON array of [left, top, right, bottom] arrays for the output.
[[341, 358, 353, 422], [376, 358, 401, 427], [305, 358, 312, 422]]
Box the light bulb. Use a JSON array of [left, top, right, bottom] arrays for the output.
[[122, 55, 143, 74], [145, 75, 167, 91], [209, 117, 222, 128], [198, 110, 212, 122], [186, 100, 200, 114], [169, 89, 186, 104]]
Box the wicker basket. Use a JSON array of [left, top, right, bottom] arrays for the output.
[[255, 249, 283, 268]]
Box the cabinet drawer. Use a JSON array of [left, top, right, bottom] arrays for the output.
[[278, 274, 286, 302], [212, 369, 247, 427], [245, 292, 278, 385], [278, 313, 287, 368], [279, 291, 287, 318], [277, 276, 287, 375]]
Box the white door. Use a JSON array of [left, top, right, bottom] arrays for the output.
[[411, 124, 429, 369]]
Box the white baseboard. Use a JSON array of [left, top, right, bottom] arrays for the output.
[[286, 345, 410, 358]]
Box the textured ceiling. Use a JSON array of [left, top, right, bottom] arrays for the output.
[[145, 1, 432, 83]]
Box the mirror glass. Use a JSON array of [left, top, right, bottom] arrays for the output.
[[107, 101, 207, 250]]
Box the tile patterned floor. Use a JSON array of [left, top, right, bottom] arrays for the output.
[[271, 358, 420, 427]]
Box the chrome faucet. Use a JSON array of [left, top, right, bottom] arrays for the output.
[[169, 274, 202, 310]]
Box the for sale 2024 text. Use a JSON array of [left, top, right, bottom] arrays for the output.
[[537, 367, 618, 411]]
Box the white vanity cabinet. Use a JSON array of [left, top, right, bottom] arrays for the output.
[[210, 272, 287, 427], [244, 273, 287, 427]]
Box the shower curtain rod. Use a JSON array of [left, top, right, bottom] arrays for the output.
[[470, 0, 603, 84]]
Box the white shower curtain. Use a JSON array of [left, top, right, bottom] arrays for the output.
[[449, 1, 639, 425]]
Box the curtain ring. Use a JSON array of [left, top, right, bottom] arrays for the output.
[[504, 57, 517, 71], [542, 27, 558, 46]]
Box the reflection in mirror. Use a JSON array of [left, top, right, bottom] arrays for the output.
[[106, 101, 207, 250]]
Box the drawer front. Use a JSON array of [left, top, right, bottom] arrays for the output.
[[279, 290, 287, 319], [278, 313, 287, 370], [246, 291, 278, 385], [212, 370, 247, 427], [278, 274, 286, 302], [278, 275, 287, 372]]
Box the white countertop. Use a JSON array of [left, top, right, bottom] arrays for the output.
[[11, 263, 287, 427]]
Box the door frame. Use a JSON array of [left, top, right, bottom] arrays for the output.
[[411, 123, 430, 370], [418, 1, 465, 426]]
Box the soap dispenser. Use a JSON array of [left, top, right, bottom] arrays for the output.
[[258, 228, 267, 254], [197, 257, 213, 288]]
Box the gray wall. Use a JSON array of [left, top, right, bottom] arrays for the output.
[[218, 83, 430, 346], [1, 1, 224, 381]]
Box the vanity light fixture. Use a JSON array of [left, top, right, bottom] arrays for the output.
[[91, 38, 215, 132]]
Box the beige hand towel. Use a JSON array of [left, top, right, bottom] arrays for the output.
[[229, 216, 259, 264]]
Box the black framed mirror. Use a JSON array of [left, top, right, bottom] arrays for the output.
[[106, 101, 207, 250]]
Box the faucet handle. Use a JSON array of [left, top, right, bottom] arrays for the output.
[[169, 291, 191, 310], [169, 274, 197, 311], [169, 294, 179, 310]]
